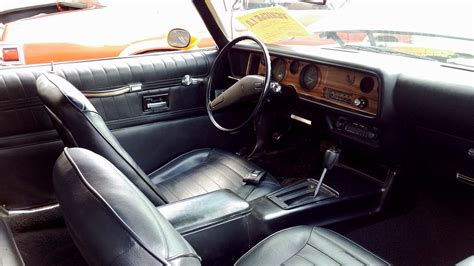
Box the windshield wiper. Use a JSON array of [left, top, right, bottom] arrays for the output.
[[340, 45, 437, 62]]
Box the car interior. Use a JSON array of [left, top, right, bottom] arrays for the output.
[[0, 0, 473, 265]]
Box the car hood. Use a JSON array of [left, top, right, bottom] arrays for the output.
[[307, 2, 474, 40]]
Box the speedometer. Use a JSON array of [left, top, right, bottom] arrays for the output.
[[271, 58, 286, 82], [300, 64, 319, 91]]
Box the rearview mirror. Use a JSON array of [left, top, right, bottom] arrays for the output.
[[57, 0, 97, 9], [167, 29, 191, 49]]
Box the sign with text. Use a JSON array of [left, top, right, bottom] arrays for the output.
[[236, 6, 310, 43]]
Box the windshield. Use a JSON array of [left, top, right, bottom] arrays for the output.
[[209, 0, 474, 67]]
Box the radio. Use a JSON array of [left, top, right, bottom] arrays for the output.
[[323, 87, 369, 110], [334, 117, 378, 140], [323, 87, 352, 104]]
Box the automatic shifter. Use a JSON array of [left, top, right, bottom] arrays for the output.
[[313, 148, 341, 197]]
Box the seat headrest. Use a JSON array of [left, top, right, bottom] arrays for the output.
[[36, 73, 97, 113]]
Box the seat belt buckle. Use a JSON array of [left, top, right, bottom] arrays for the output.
[[243, 169, 266, 185]]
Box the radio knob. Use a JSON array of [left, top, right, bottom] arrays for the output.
[[354, 97, 368, 109], [367, 131, 377, 140]]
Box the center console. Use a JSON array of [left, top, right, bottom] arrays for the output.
[[157, 190, 253, 263], [251, 165, 392, 233], [157, 150, 394, 264]]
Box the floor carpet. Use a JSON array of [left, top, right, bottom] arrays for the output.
[[330, 174, 474, 266]]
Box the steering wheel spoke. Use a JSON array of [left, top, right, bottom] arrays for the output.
[[209, 75, 264, 111], [206, 36, 271, 132]]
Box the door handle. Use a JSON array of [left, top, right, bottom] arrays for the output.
[[143, 93, 169, 112], [181, 75, 206, 86]]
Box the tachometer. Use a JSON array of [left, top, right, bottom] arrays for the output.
[[300, 64, 319, 91], [271, 58, 286, 82]]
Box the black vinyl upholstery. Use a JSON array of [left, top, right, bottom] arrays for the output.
[[150, 148, 280, 202], [53, 148, 200, 265], [0, 219, 24, 266], [0, 50, 218, 209], [54, 148, 388, 266], [0, 51, 212, 140], [236, 225, 389, 266], [36, 73, 167, 206], [36, 73, 280, 205]]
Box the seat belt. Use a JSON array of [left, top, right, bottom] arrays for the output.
[[243, 169, 266, 185]]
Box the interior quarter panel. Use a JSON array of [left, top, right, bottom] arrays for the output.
[[0, 140, 63, 209]]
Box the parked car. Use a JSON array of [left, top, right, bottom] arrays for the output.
[[0, 0, 213, 66]]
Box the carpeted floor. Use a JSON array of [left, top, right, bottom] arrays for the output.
[[7, 206, 86, 266], [330, 174, 474, 266], [14, 227, 86, 266]]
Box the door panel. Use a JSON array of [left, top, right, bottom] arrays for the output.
[[0, 49, 253, 209], [0, 141, 63, 209]]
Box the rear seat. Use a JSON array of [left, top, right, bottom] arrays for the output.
[[0, 218, 24, 266]]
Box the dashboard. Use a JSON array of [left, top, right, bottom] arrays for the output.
[[247, 53, 381, 117], [230, 45, 474, 179]]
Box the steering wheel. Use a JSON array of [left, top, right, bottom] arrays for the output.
[[206, 36, 271, 132]]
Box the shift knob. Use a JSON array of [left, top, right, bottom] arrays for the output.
[[323, 148, 341, 170]]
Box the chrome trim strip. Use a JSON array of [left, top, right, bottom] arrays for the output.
[[290, 114, 312, 126], [83, 86, 131, 98], [7, 203, 60, 216], [456, 173, 474, 186]]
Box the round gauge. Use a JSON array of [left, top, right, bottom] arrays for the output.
[[299, 64, 319, 91], [360, 76, 374, 93], [290, 60, 300, 74], [271, 58, 286, 82]]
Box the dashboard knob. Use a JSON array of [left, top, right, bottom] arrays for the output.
[[334, 120, 345, 129], [354, 97, 368, 109], [367, 131, 377, 140]]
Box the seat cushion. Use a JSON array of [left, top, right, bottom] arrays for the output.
[[149, 148, 280, 203], [235, 225, 389, 266]]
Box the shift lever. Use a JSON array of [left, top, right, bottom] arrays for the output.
[[313, 148, 341, 197]]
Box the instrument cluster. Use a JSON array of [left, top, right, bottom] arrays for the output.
[[252, 54, 380, 117]]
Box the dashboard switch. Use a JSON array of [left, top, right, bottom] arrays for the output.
[[334, 119, 345, 130]]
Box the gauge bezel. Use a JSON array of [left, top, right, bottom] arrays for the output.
[[299, 64, 319, 91], [271, 58, 286, 82], [290, 60, 300, 74]]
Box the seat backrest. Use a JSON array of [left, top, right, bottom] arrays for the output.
[[53, 147, 201, 265], [36, 73, 166, 206]]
